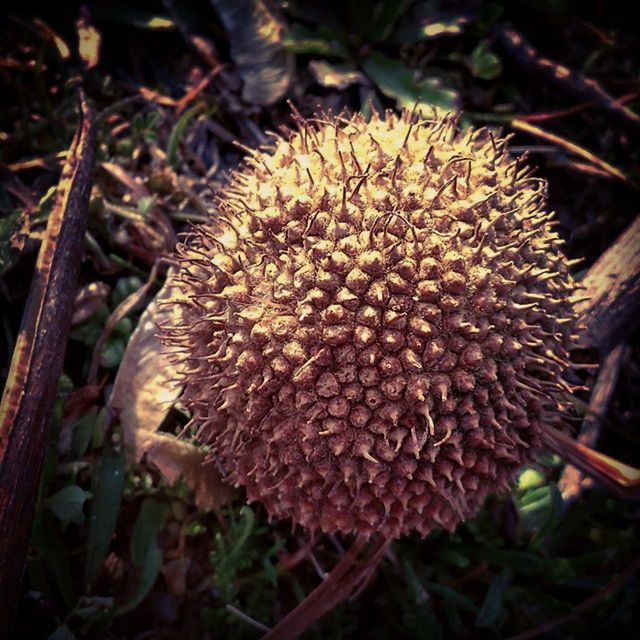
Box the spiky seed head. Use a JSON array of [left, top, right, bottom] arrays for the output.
[[160, 110, 579, 539]]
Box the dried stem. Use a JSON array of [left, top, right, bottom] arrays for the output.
[[496, 24, 640, 134], [262, 536, 390, 640], [0, 93, 94, 633], [88, 261, 159, 386], [544, 214, 640, 497], [576, 215, 640, 356], [541, 426, 640, 499], [558, 343, 627, 502]]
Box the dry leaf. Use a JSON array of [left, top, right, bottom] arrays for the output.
[[145, 434, 236, 510], [109, 277, 184, 461], [76, 8, 101, 70], [34, 18, 71, 60], [109, 276, 234, 510], [309, 60, 365, 90]]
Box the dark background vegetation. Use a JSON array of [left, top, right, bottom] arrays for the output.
[[1, 1, 639, 638]]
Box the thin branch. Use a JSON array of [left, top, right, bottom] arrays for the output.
[[510, 118, 629, 184], [559, 343, 627, 503], [495, 24, 640, 134], [88, 261, 160, 386], [505, 556, 640, 640], [541, 425, 640, 499], [263, 536, 389, 640]]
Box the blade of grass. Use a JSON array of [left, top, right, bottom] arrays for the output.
[[116, 498, 168, 614], [510, 118, 629, 185], [85, 435, 125, 590], [166, 104, 201, 168]]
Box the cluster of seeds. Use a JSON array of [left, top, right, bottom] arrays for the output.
[[161, 110, 579, 538]]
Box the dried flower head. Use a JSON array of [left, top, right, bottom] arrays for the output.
[[161, 110, 579, 539]]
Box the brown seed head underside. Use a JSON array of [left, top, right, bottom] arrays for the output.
[[160, 110, 579, 539]]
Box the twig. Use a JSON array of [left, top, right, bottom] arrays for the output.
[[510, 118, 629, 185], [226, 604, 271, 633], [576, 214, 640, 356], [263, 536, 389, 640], [505, 556, 640, 640], [517, 91, 640, 124], [176, 65, 226, 115], [0, 92, 94, 634], [559, 343, 627, 503], [495, 24, 640, 133], [541, 426, 640, 499], [88, 261, 160, 386]]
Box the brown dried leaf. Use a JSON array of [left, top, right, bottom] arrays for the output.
[[34, 18, 71, 60], [99, 162, 150, 201], [0, 208, 31, 276], [109, 277, 233, 510], [76, 8, 101, 70], [145, 434, 236, 510], [309, 60, 365, 90], [109, 277, 183, 460]]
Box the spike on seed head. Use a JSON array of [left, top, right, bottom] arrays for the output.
[[160, 109, 580, 540]]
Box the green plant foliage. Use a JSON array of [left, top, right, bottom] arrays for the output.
[[363, 53, 459, 112], [45, 485, 92, 528], [469, 41, 503, 80], [116, 498, 169, 614], [85, 438, 125, 590]]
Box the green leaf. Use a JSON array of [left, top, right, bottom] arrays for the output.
[[45, 485, 92, 527], [117, 498, 169, 614], [71, 413, 97, 458], [137, 195, 156, 216], [100, 338, 126, 369], [74, 595, 114, 619], [480, 548, 545, 575], [130, 499, 169, 566], [166, 105, 201, 169], [85, 439, 125, 589], [475, 568, 511, 628], [263, 557, 278, 586], [517, 467, 546, 492], [47, 624, 78, 640], [518, 483, 563, 533], [469, 41, 502, 80], [421, 580, 479, 615], [530, 484, 565, 551], [94, 3, 175, 30], [32, 514, 77, 610], [349, 0, 411, 43], [111, 276, 144, 305], [363, 53, 459, 113]]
